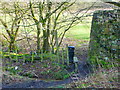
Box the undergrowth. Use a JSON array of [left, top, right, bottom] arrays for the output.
[[64, 60, 119, 89]]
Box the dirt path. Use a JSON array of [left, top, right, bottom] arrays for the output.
[[2, 60, 92, 88]]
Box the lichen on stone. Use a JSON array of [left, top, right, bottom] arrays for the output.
[[88, 9, 120, 66]]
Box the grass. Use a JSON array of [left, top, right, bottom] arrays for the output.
[[65, 20, 92, 41]]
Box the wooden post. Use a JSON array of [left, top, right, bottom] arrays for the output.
[[62, 48, 64, 64], [66, 44, 69, 65], [55, 30, 59, 63], [40, 49, 43, 62], [31, 51, 34, 63], [15, 48, 18, 62], [23, 53, 26, 63]]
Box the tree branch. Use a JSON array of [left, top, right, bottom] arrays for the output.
[[2, 33, 10, 42], [0, 18, 11, 38], [105, 2, 120, 7]]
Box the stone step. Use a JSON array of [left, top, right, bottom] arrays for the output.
[[72, 74, 79, 77], [71, 77, 79, 80]]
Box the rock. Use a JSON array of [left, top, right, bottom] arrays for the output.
[[88, 9, 120, 66]]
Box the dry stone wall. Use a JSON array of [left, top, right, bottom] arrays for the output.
[[88, 9, 120, 67]]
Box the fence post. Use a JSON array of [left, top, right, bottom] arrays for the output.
[[62, 48, 64, 64], [66, 44, 69, 65]]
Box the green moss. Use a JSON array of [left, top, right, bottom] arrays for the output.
[[89, 10, 119, 68]]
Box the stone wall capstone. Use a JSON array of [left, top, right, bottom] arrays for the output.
[[88, 9, 120, 67]]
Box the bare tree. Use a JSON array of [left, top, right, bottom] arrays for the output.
[[28, 0, 95, 53], [0, 2, 28, 52]]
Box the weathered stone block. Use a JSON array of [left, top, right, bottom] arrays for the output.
[[88, 9, 120, 67]]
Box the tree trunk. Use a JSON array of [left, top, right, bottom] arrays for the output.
[[43, 22, 50, 53], [36, 25, 41, 53], [43, 29, 50, 53], [9, 38, 15, 52], [42, 1, 51, 53]]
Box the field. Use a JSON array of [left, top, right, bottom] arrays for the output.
[[64, 16, 92, 41], [66, 23, 91, 40]]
